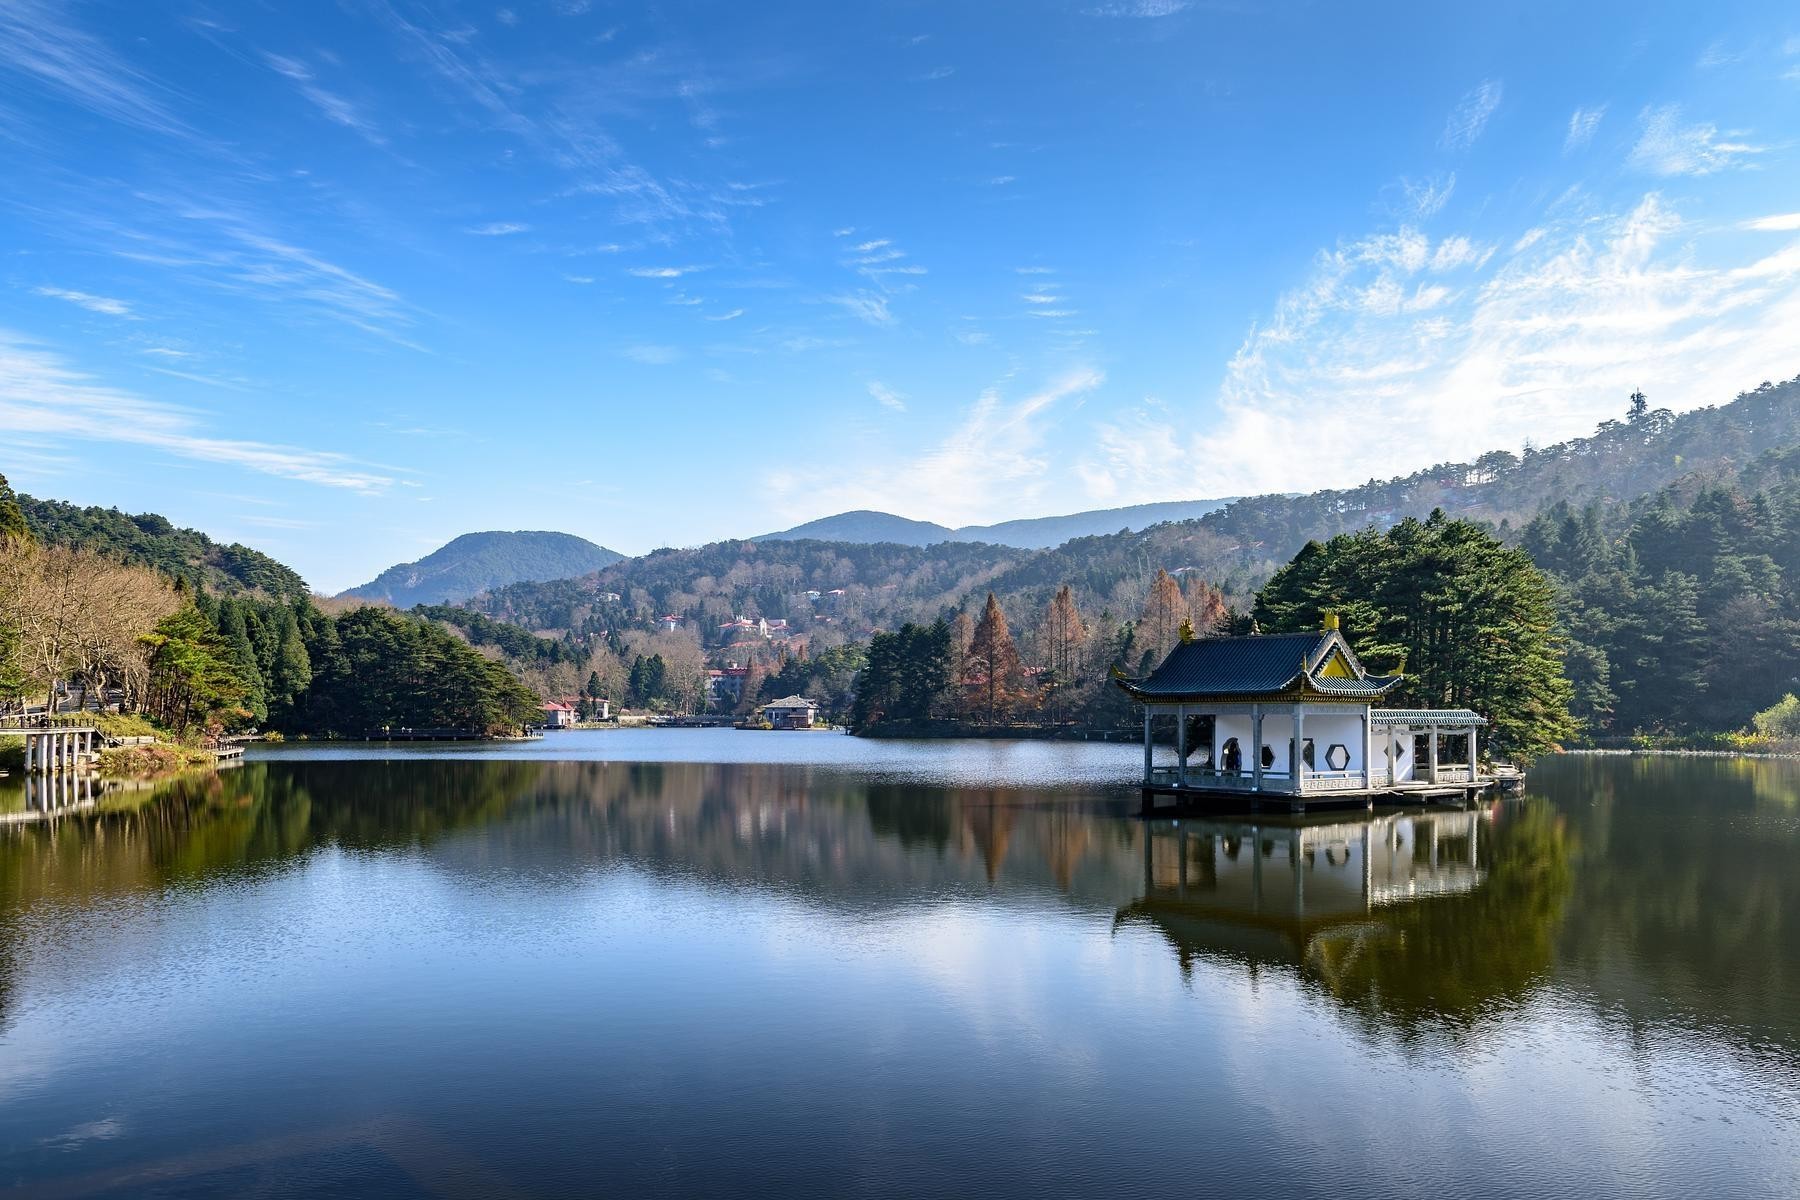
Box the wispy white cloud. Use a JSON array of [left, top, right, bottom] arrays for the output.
[[1744, 212, 1800, 232], [1085, 1, 1189, 16], [0, 0, 186, 135], [1628, 104, 1762, 175], [0, 331, 393, 492], [1440, 79, 1502, 151], [771, 369, 1103, 526], [1564, 104, 1605, 153], [1390, 173, 1456, 219], [831, 292, 894, 326], [33, 286, 133, 317], [868, 381, 906, 411], [1696, 40, 1744, 69], [704, 308, 745, 321], [260, 51, 385, 147], [627, 265, 701, 278], [1079, 195, 1800, 503], [466, 221, 531, 236], [623, 343, 679, 364]]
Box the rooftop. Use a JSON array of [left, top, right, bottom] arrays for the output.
[[1118, 627, 1402, 702]]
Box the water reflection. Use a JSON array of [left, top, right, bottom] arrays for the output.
[[1117, 806, 1572, 1036], [0, 755, 1794, 1058], [2, 752, 1799, 1198]]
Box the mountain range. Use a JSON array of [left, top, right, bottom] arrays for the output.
[[752, 499, 1235, 549], [339, 531, 623, 608]]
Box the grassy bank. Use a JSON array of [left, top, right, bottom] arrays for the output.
[[96, 743, 216, 779]]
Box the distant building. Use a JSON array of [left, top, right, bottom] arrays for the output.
[[540, 701, 578, 729], [762, 695, 819, 730], [659, 614, 682, 632], [717, 615, 770, 643], [599, 592, 623, 603], [707, 666, 751, 706]]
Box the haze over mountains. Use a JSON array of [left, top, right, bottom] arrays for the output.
[[340, 531, 622, 608], [753, 499, 1235, 549]]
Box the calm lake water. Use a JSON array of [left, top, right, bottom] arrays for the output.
[[2, 731, 1797, 1198]]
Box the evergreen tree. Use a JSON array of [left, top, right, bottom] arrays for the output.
[[0, 473, 31, 543], [216, 601, 268, 724], [268, 607, 313, 724], [1256, 512, 1575, 757]]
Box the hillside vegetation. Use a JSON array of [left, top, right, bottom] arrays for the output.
[[15, 490, 309, 600]]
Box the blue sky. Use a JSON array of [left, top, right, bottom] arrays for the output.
[[2, 0, 1797, 592]]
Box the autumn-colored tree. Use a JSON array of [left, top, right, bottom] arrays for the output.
[[1041, 584, 1087, 723], [1184, 576, 1229, 638], [966, 592, 1025, 724], [948, 609, 975, 719], [1138, 568, 1186, 665]]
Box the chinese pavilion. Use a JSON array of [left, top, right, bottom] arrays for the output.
[[1116, 614, 1490, 813]]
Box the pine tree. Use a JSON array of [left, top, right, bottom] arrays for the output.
[[1255, 512, 1575, 757], [216, 601, 267, 723], [967, 593, 1024, 725], [268, 607, 313, 724], [0, 473, 30, 543]]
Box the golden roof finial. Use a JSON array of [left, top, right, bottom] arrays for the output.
[[1178, 617, 1195, 644]]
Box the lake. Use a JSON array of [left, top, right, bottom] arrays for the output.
[[2, 731, 1797, 1198]]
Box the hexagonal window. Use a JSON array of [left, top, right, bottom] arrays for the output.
[[1325, 743, 1350, 771]]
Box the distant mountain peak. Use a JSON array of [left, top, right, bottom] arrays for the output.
[[753, 499, 1235, 550], [341, 530, 623, 608]]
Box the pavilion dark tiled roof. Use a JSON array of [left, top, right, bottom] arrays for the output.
[[1117, 631, 1403, 701]]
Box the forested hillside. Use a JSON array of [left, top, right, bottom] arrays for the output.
[[1, 473, 541, 737], [1521, 443, 1800, 736], [15, 489, 309, 601]]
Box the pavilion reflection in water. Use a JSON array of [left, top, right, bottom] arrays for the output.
[[1117, 809, 1486, 967]]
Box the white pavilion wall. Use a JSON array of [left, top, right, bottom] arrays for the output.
[[1381, 726, 1417, 781], [1304, 711, 1365, 774]]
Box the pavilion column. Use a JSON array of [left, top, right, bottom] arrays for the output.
[[1142, 708, 1153, 785], [1428, 726, 1440, 784], [1176, 704, 1187, 787], [1292, 707, 1305, 795], [1468, 725, 1478, 779], [1361, 710, 1372, 791], [1251, 705, 1264, 793], [23, 733, 33, 773]]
